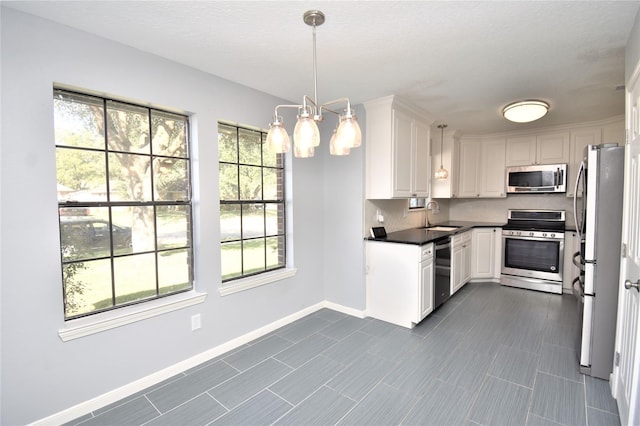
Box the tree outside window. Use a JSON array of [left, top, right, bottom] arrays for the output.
[[54, 89, 193, 319]]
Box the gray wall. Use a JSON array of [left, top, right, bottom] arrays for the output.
[[0, 8, 365, 424], [321, 104, 367, 309]]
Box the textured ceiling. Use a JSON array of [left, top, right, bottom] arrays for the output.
[[4, 1, 639, 134]]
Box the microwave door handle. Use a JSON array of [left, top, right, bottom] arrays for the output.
[[573, 161, 585, 242], [556, 168, 564, 189]]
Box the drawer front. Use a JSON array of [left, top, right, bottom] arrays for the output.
[[421, 243, 434, 261]]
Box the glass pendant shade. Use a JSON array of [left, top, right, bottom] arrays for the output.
[[435, 167, 449, 180], [293, 113, 320, 151], [435, 124, 449, 180], [293, 109, 317, 158], [266, 121, 290, 153], [336, 115, 362, 148], [294, 144, 315, 158], [330, 129, 350, 156]]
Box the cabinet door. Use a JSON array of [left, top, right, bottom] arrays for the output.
[[567, 127, 602, 198], [392, 109, 413, 197], [413, 120, 430, 197], [472, 228, 497, 279], [458, 140, 480, 197], [506, 135, 536, 166], [451, 244, 464, 294], [537, 132, 570, 164], [462, 238, 472, 284], [480, 138, 506, 197], [419, 259, 434, 320]]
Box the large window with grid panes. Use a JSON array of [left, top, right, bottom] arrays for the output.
[[218, 122, 286, 282], [54, 89, 193, 319]]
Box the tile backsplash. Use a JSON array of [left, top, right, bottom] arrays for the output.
[[364, 199, 450, 235], [364, 193, 577, 237], [448, 194, 576, 227]]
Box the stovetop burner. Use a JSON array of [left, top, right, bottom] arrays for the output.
[[503, 209, 566, 232]]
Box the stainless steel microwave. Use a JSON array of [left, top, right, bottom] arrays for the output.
[[506, 164, 567, 194]]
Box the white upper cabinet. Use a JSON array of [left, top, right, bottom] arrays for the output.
[[505, 132, 570, 166], [480, 138, 507, 198], [567, 126, 602, 198], [505, 135, 536, 166], [414, 119, 431, 195], [365, 95, 433, 199], [392, 108, 414, 196], [458, 137, 506, 198], [457, 138, 481, 198]]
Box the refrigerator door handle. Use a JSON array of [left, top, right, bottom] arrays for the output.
[[572, 276, 584, 300], [573, 160, 585, 243], [572, 251, 583, 269]]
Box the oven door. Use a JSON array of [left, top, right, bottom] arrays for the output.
[[502, 234, 564, 282]]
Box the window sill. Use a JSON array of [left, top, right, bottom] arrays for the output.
[[219, 268, 297, 296], [58, 291, 208, 342]]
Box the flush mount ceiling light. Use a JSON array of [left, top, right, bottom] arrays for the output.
[[502, 100, 549, 123], [434, 124, 449, 180], [266, 10, 362, 158]]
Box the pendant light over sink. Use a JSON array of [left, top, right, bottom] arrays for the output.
[[266, 10, 362, 157], [435, 124, 449, 180]]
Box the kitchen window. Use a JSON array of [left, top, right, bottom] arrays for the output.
[[54, 89, 194, 320], [218, 123, 287, 285]]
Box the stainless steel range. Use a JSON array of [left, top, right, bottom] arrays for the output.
[[501, 209, 565, 294]]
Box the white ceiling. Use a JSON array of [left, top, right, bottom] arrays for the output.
[[4, 1, 640, 134]]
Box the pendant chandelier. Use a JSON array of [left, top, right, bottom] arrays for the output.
[[435, 124, 449, 180], [266, 10, 362, 158]]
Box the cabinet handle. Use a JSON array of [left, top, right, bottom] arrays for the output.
[[625, 279, 640, 290]]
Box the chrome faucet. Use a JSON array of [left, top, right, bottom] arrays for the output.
[[426, 201, 440, 227]]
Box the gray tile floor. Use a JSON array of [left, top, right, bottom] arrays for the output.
[[68, 282, 620, 426]]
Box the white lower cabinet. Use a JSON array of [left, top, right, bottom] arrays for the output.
[[471, 227, 502, 281], [451, 231, 472, 294], [366, 241, 434, 328]]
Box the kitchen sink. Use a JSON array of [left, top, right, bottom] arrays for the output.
[[425, 226, 459, 232]]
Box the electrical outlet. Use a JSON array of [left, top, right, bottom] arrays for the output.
[[191, 314, 201, 331]]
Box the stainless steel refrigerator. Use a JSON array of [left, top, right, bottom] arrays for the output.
[[573, 143, 624, 379]]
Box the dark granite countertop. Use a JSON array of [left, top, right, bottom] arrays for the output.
[[366, 221, 506, 246]]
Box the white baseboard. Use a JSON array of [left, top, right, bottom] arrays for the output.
[[32, 301, 365, 426]]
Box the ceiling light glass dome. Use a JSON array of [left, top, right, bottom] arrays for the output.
[[503, 100, 549, 123]]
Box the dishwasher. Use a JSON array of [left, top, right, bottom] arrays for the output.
[[434, 238, 452, 309]]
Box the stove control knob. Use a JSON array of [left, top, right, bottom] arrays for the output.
[[543, 233, 548, 237], [516, 231, 521, 236], [529, 232, 534, 237], [550, 233, 555, 238]]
